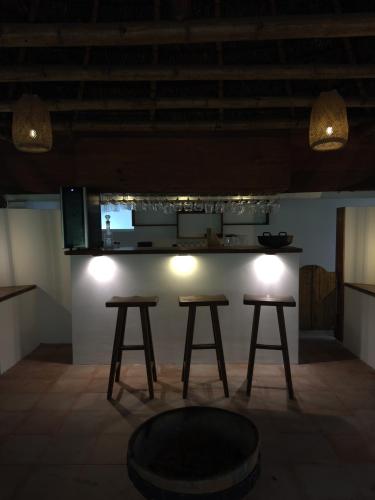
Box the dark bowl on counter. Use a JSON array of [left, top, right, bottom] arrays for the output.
[[257, 232, 293, 249]]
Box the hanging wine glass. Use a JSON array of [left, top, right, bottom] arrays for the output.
[[194, 199, 204, 212], [215, 201, 225, 214], [205, 201, 214, 214], [183, 200, 193, 212]]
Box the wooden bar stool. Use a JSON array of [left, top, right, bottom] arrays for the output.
[[243, 294, 296, 399], [179, 295, 229, 399], [106, 296, 158, 400]]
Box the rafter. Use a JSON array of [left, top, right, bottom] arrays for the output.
[[77, 0, 100, 101], [50, 119, 311, 132], [2, 14, 375, 47], [8, 0, 40, 98], [1, 96, 374, 112], [269, 0, 294, 116], [150, 0, 160, 123], [2, 64, 375, 82]]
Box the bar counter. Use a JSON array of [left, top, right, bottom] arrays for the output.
[[69, 246, 301, 365], [65, 245, 302, 255]]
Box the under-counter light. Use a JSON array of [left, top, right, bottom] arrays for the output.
[[254, 255, 284, 284], [169, 255, 198, 276], [88, 256, 116, 282]]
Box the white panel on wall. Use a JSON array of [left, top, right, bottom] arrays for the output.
[[345, 206, 375, 283], [0, 208, 72, 372], [344, 287, 375, 369], [0, 210, 14, 285], [6, 209, 72, 344]]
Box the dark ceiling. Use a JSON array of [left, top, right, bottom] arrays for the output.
[[1, 0, 375, 194]]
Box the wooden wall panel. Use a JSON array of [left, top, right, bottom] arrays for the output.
[[1, 130, 375, 194], [300, 265, 336, 331]]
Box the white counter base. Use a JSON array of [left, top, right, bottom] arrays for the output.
[[71, 253, 300, 365]]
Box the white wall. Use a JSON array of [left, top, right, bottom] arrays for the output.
[[0, 209, 71, 373], [344, 206, 375, 283], [344, 287, 375, 369], [110, 211, 259, 249], [262, 197, 375, 271], [111, 196, 375, 273], [0, 291, 39, 373]]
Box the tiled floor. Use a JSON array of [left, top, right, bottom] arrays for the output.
[[0, 336, 375, 499]]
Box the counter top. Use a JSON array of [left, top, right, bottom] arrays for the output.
[[65, 245, 303, 256], [0, 285, 36, 303], [345, 283, 375, 298]]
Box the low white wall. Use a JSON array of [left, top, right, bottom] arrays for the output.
[[0, 209, 71, 373], [71, 252, 300, 365], [0, 290, 39, 373], [344, 287, 375, 369]]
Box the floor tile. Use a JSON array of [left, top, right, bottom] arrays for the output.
[[0, 393, 41, 411], [35, 393, 79, 411], [0, 411, 28, 435], [0, 465, 33, 500], [41, 436, 97, 464], [0, 435, 52, 464], [326, 432, 375, 463], [344, 463, 375, 500], [13, 465, 79, 500], [15, 411, 68, 435], [294, 463, 365, 500]]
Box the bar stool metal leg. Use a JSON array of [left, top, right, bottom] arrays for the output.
[[246, 304, 261, 397], [182, 305, 196, 399], [107, 306, 127, 400], [146, 308, 157, 382], [276, 305, 295, 399], [140, 306, 155, 399], [210, 305, 229, 397]]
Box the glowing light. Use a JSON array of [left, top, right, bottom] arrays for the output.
[[326, 126, 333, 136], [88, 256, 116, 282], [169, 255, 198, 276], [29, 129, 37, 139], [254, 255, 285, 284]]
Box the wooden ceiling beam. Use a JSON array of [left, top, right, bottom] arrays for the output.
[[50, 119, 309, 132], [3, 64, 375, 82], [2, 14, 375, 47], [1, 96, 374, 112]]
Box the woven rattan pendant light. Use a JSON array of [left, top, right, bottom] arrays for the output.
[[12, 94, 52, 153], [309, 90, 348, 151]]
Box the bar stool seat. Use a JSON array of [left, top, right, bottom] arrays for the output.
[[244, 294, 296, 307], [179, 294, 229, 307], [244, 294, 296, 399], [179, 294, 229, 399], [106, 295, 158, 400], [106, 296, 158, 307]]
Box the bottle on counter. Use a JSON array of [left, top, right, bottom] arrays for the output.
[[104, 214, 113, 248], [206, 227, 222, 247]]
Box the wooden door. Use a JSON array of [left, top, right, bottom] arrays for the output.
[[335, 207, 345, 341], [299, 265, 336, 330]]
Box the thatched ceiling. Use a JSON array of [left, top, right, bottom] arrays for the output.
[[1, 0, 375, 194]]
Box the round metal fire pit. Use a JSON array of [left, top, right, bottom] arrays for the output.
[[127, 406, 260, 499]]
